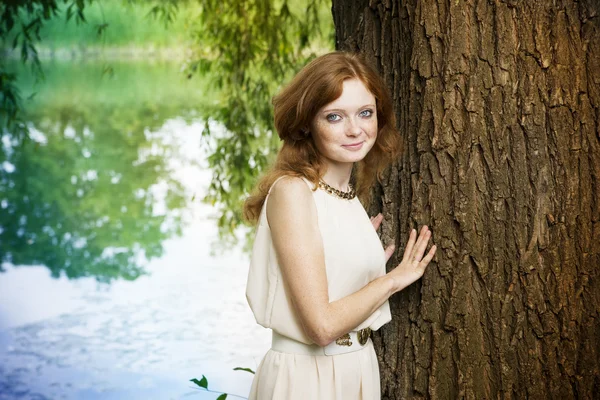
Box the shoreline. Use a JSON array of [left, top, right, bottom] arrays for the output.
[[1, 45, 192, 61]]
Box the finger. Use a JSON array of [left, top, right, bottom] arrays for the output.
[[416, 245, 437, 272], [370, 213, 381, 220], [384, 244, 395, 262], [402, 228, 417, 262], [412, 229, 431, 264], [371, 213, 383, 231], [406, 225, 429, 263]]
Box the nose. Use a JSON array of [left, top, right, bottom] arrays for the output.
[[346, 117, 362, 137]]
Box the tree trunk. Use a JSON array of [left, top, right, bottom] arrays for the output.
[[332, 0, 600, 398]]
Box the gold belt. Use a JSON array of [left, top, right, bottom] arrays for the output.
[[271, 329, 373, 356], [335, 327, 372, 347]]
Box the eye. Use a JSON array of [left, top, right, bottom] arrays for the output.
[[326, 114, 342, 122], [359, 109, 374, 118]]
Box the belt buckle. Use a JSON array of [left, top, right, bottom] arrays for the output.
[[357, 327, 371, 346], [334, 328, 372, 347], [326, 328, 372, 356], [335, 333, 352, 346]]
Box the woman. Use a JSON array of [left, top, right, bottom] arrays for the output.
[[244, 52, 437, 399]]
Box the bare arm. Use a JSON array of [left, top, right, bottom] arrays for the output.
[[267, 177, 437, 347]]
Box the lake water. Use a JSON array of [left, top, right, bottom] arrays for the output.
[[0, 62, 271, 399]]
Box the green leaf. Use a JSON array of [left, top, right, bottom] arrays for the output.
[[66, 4, 74, 22], [95, 23, 109, 37], [216, 394, 228, 400], [233, 367, 255, 374], [190, 375, 208, 389]]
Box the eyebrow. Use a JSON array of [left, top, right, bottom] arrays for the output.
[[322, 104, 376, 113]]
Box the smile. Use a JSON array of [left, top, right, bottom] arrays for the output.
[[342, 142, 364, 151]]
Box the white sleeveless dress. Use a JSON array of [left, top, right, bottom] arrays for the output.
[[246, 176, 391, 399]]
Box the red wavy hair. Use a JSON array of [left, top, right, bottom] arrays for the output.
[[243, 51, 401, 223]]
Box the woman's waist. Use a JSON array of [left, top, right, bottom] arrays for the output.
[[271, 329, 372, 356]]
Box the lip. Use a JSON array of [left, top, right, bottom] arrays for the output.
[[342, 141, 364, 150]]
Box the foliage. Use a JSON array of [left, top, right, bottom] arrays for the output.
[[190, 367, 255, 399], [0, 1, 98, 132], [33, 0, 193, 48], [0, 0, 192, 136], [151, 0, 334, 249], [1, 0, 335, 260]]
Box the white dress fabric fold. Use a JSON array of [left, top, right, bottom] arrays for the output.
[[250, 340, 380, 399], [246, 176, 392, 399]]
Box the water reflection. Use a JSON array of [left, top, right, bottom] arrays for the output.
[[1, 60, 209, 281], [0, 61, 270, 399]]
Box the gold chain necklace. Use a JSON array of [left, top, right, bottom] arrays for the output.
[[318, 179, 356, 200]]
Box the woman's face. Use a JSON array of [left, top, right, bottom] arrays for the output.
[[310, 78, 377, 167]]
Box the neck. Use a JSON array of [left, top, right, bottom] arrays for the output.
[[321, 161, 354, 192]]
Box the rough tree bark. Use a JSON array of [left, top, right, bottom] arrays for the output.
[[332, 0, 600, 398]]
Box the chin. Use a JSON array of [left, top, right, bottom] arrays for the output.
[[348, 153, 369, 163], [335, 151, 371, 164], [345, 144, 374, 161]]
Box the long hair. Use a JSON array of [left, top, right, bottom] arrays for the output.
[[243, 51, 401, 223]]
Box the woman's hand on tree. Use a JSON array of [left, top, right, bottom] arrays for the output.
[[371, 214, 437, 292], [389, 225, 436, 293]]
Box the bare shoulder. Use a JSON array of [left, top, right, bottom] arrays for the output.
[[267, 176, 316, 228], [269, 176, 312, 200]]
